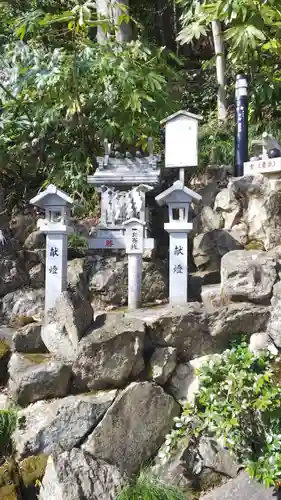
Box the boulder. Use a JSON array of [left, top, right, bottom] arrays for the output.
[[150, 347, 177, 385], [157, 436, 238, 491], [41, 323, 77, 362], [12, 323, 47, 353], [0, 258, 29, 298], [29, 263, 45, 288], [200, 471, 278, 500], [200, 206, 222, 232], [39, 449, 124, 500], [214, 188, 241, 230], [231, 174, 281, 251], [230, 222, 248, 246], [72, 315, 145, 391], [1, 288, 45, 321], [13, 390, 117, 459], [193, 230, 243, 272], [221, 250, 277, 304], [83, 381, 180, 475], [201, 284, 226, 313], [129, 304, 215, 361], [51, 291, 93, 347], [24, 231, 45, 250], [41, 290, 94, 359], [167, 355, 211, 405], [8, 353, 71, 406], [207, 302, 270, 339], [88, 256, 168, 307], [249, 332, 278, 356], [67, 257, 92, 298]]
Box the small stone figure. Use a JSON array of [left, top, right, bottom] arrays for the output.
[[251, 132, 281, 159], [268, 148, 281, 159]]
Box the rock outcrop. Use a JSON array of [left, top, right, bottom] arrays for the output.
[[39, 450, 124, 500], [83, 382, 180, 475], [8, 353, 71, 406], [13, 391, 117, 459]]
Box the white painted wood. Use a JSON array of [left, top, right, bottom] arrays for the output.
[[45, 233, 68, 312], [244, 157, 281, 176], [88, 235, 154, 250], [165, 115, 198, 168], [169, 233, 188, 305]]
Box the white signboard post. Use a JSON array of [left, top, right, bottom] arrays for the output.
[[156, 181, 201, 305], [161, 110, 202, 182], [244, 157, 281, 176], [30, 184, 73, 312], [123, 218, 145, 310]]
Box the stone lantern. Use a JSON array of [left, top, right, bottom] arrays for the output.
[[156, 180, 201, 305], [30, 184, 73, 312]]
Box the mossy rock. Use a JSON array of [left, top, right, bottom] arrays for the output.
[[0, 341, 11, 384], [9, 316, 35, 328], [21, 353, 53, 365], [20, 454, 48, 487], [0, 458, 19, 500], [0, 341, 10, 360], [0, 485, 18, 500], [246, 240, 264, 251]]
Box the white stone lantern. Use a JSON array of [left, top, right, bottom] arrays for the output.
[[30, 184, 74, 312], [161, 110, 202, 180], [156, 180, 201, 305]]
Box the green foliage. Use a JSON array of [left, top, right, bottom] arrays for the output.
[[68, 233, 88, 251], [160, 341, 281, 489], [0, 410, 17, 450], [117, 469, 188, 500], [0, 2, 180, 211]]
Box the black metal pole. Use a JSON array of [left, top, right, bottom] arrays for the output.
[[234, 75, 248, 176]]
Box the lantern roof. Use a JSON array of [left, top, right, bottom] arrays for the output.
[[160, 110, 203, 126], [155, 180, 202, 206], [30, 184, 73, 208]]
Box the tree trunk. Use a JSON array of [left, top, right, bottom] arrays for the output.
[[212, 20, 227, 122], [95, 0, 132, 43], [111, 0, 132, 42]]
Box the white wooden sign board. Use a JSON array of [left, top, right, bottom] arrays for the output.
[[125, 225, 144, 254], [244, 157, 281, 176], [88, 233, 154, 250], [165, 117, 198, 168]]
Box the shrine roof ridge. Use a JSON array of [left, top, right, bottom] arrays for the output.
[[160, 110, 203, 125], [96, 156, 160, 169], [155, 180, 202, 205], [30, 184, 73, 207]]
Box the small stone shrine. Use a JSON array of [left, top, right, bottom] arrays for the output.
[[244, 132, 281, 176], [87, 139, 160, 250]]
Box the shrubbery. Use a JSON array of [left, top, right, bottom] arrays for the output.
[[160, 341, 281, 488], [117, 469, 188, 500]]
